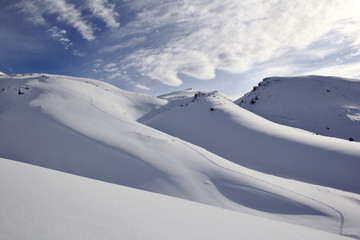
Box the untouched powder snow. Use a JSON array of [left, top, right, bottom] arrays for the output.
[[1, 74, 360, 239], [235, 76, 360, 141], [0, 157, 352, 240]]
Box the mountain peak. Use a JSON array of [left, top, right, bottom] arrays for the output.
[[236, 75, 360, 141]]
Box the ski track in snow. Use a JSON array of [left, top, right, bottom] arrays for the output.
[[2, 75, 358, 238], [79, 85, 345, 236], [43, 79, 345, 236], [178, 141, 345, 236], [62, 84, 141, 128]]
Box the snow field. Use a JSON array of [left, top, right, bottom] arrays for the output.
[[0, 157, 353, 240], [1, 74, 360, 239]]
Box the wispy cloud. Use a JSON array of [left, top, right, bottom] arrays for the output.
[[14, 0, 47, 25], [135, 84, 150, 91], [8, 0, 360, 92], [48, 27, 72, 49], [15, 0, 120, 43], [47, 26, 85, 57], [46, 0, 95, 41], [104, 63, 119, 72], [116, 0, 360, 86], [87, 0, 120, 28], [304, 63, 360, 80], [72, 49, 86, 57], [16, 0, 95, 41], [99, 37, 146, 54]]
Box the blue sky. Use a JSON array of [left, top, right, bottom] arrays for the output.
[[1, 0, 360, 98]]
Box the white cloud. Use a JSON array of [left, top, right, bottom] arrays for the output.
[[119, 0, 360, 86], [14, 0, 47, 25], [11, 0, 360, 89], [107, 72, 122, 80], [48, 27, 67, 39], [44, 0, 95, 41], [48, 27, 73, 49], [92, 59, 104, 73], [15, 0, 112, 41], [125, 49, 216, 86], [59, 38, 72, 46], [47, 26, 86, 57], [99, 37, 146, 54], [104, 63, 119, 72], [304, 63, 360, 80], [87, 0, 120, 28], [72, 50, 86, 57], [135, 84, 150, 90], [342, 47, 360, 62]]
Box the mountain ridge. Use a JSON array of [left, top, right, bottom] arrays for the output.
[[235, 75, 360, 141], [1, 73, 360, 238], [145, 83, 360, 193]]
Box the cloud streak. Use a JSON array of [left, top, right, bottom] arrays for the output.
[[16, 0, 95, 41], [87, 0, 120, 28], [47, 0, 95, 41], [7, 0, 360, 93], [15, 0, 120, 42], [116, 0, 360, 86]]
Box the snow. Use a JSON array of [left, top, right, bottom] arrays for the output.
[[1, 73, 360, 239], [235, 76, 360, 141], [0, 71, 6, 76], [0, 157, 352, 240], [145, 89, 360, 194]]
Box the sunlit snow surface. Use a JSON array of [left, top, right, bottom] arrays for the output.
[[0, 157, 353, 240], [1, 74, 360, 239], [236, 76, 360, 141]]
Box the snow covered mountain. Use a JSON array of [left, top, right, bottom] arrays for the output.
[[235, 76, 360, 141], [1, 73, 360, 239], [145, 88, 360, 193]]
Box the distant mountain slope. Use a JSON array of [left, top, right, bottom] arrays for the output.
[[145, 89, 360, 194], [1, 157, 351, 240], [235, 76, 360, 141], [1, 74, 360, 238]]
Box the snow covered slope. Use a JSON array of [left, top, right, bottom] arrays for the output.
[[235, 76, 360, 141], [1, 74, 360, 238], [0, 71, 6, 76], [145, 89, 360, 194], [1, 157, 352, 240]]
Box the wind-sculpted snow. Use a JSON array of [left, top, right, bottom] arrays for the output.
[[1, 74, 360, 238]]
